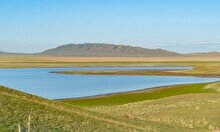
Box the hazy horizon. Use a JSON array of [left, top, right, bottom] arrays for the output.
[[1, 42, 220, 54], [0, 0, 220, 53]]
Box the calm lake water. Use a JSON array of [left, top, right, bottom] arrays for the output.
[[0, 66, 219, 99]]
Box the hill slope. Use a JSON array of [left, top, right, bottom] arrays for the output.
[[0, 86, 142, 131], [40, 43, 180, 57]]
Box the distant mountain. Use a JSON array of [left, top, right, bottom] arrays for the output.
[[0, 51, 28, 55], [187, 51, 220, 57], [0, 51, 6, 54], [40, 43, 180, 57]]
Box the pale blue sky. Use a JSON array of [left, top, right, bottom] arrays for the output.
[[0, 0, 220, 53]]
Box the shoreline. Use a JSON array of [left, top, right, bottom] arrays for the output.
[[56, 81, 219, 101]]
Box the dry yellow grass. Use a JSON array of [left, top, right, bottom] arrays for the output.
[[205, 82, 220, 92], [38, 56, 220, 62], [91, 93, 220, 131], [0, 55, 46, 62], [0, 55, 219, 68], [1, 55, 220, 63]]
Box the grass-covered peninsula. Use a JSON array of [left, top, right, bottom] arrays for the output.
[[53, 62, 220, 77]]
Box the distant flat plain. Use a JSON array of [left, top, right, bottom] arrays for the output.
[[0, 55, 220, 68]]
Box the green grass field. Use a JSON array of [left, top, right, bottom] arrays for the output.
[[60, 83, 218, 107]]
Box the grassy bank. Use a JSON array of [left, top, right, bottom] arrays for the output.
[[60, 82, 218, 107]]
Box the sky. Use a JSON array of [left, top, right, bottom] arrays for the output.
[[0, 0, 220, 53]]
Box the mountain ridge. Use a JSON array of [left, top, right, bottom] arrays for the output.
[[40, 43, 181, 57], [186, 51, 220, 56]]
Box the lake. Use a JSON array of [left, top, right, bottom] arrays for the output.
[[0, 66, 219, 99]]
